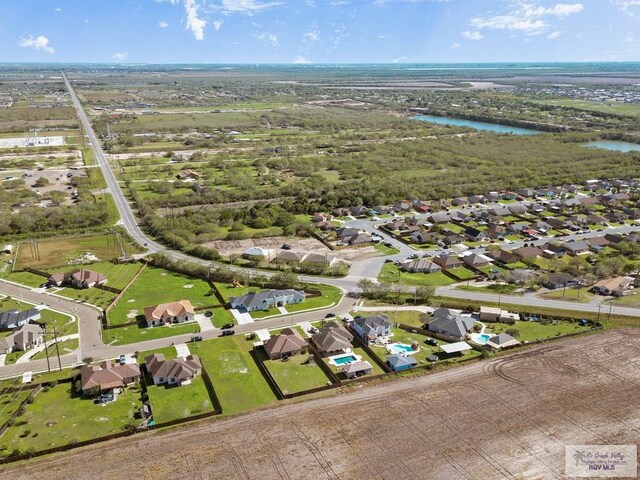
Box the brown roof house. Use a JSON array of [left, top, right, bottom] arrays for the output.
[[311, 321, 353, 355], [66, 269, 107, 289], [263, 328, 308, 360], [176, 169, 200, 181], [80, 361, 141, 395], [433, 255, 463, 270], [0, 324, 44, 355], [47, 272, 66, 287], [143, 300, 195, 327], [591, 277, 633, 297], [145, 353, 203, 386]]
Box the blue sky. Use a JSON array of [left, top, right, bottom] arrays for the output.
[[0, 0, 638, 63]]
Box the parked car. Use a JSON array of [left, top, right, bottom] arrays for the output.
[[325, 313, 336, 318], [221, 323, 234, 330], [281, 243, 292, 250], [384, 258, 393, 263], [118, 355, 127, 365], [425, 338, 438, 346], [190, 336, 203, 342], [203, 311, 213, 318], [220, 330, 235, 337]]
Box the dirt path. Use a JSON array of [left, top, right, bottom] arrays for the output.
[[4, 330, 640, 479]]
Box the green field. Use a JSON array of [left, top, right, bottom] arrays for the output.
[[31, 338, 79, 360], [542, 287, 595, 303], [145, 376, 214, 424], [379, 263, 456, 287], [0, 386, 34, 428], [485, 320, 590, 342], [190, 335, 276, 416], [264, 354, 331, 394], [531, 99, 640, 118], [103, 322, 200, 346], [14, 234, 142, 270], [0, 383, 141, 456], [1, 271, 45, 288], [108, 266, 216, 325]]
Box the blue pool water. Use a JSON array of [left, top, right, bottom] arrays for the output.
[[479, 334, 491, 343], [388, 343, 415, 354], [582, 140, 640, 152], [333, 355, 357, 365], [412, 115, 540, 135]]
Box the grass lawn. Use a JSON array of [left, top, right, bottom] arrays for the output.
[[366, 310, 426, 328], [14, 234, 142, 270], [31, 338, 79, 360], [378, 263, 456, 287], [374, 243, 400, 256], [214, 282, 255, 302], [145, 375, 213, 424], [0, 386, 34, 428], [446, 267, 477, 281], [0, 383, 141, 456], [103, 322, 200, 346], [55, 286, 118, 310], [485, 320, 590, 342], [1, 271, 46, 288], [542, 287, 595, 303], [264, 354, 331, 394], [108, 266, 217, 326], [456, 284, 523, 295], [47, 262, 142, 291], [138, 345, 179, 361], [191, 335, 276, 416]]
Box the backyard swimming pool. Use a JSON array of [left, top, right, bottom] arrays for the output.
[[470, 333, 491, 345], [328, 353, 362, 366], [386, 343, 418, 355]]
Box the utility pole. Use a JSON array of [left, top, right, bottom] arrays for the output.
[[53, 327, 62, 371], [42, 324, 51, 372]]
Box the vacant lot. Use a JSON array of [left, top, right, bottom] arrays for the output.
[[7, 331, 639, 479], [264, 355, 331, 394], [15, 234, 140, 270], [107, 266, 216, 325], [146, 376, 214, 424]]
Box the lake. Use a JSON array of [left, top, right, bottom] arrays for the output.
[[412, 115, 540, 135], [582, 140, 640, 152]]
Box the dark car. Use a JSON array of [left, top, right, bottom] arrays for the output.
[[220, 330, 235, 337], [118, 354, 127, 365], [425, 338, 438, 346], [190, 336, 203, 342], [221, 323, 234, 330], [325, 313, 336, 318], [281, 243, 292, 250], [203, 311, 213, 318]]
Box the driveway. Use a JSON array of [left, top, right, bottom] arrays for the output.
[[174, 343, 191, 358], [194, 314, 215, 332], [230, 308, 254, 325]]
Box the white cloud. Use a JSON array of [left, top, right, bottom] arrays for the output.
[[471, 3, 584, 36], [461, 30, 484, 40], [184, 0, 207, 40], [54, 7, 62, 12], [257, 31, 278, 46], [611, 0, 640, 15], [450, 42, 461, 48], [19, 35, 55, 54], [213, 20, 223, 30], [220, 0, 283, 14], [112, 51, 129, 61], [159, 21, 169, 28], [303, 27, 320, 43], [392, 56, 409, 63], [294, 56, 310, 63], [547, 30, 562, 39], [625, 33, 635, 43]]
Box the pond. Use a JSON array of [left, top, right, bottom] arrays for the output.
[[412, 115, 540, 135], [582, 140, 640, 152]]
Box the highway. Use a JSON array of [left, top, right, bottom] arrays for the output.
[[1, 73, 625, 381]]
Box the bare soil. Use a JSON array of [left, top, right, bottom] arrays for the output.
[[208, 236, 377, 263], [4, 330, 640, 479]]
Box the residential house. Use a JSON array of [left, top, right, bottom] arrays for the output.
[[441, 232, 464, 246], [512, 246, 543, 260], [400, 258, 440, 274], [310, 321, 353, 355], [468, 194, 485, 204], [303, 253, 339, 268], [506, 223, 526, 235], [144, 353, 203, 385], [479, 306, 519, 324], [591, 277, 633, 297], [586, 236, 610, 251], [0, 323, 44, 354], [351, 315, 392, 344], [433, 255, 463, 270], [517, 188, 535, 198], [80, 361, 141, 395], [176, 169, 200, 180], [486, 249, 519, 264], [229, 289, 306, 312], [586, 214, 606, 225], [47, 272, 65, 287], [488, 206, 510, 217], [350, 205, 369, 217], [262, 328, 308, 359], [462, 253, 491, 268], [427, 308, 474, 340], [312, 212, 333, 223], [386, 354, 418, 372], [428, 212, 451, 224], [464, 227, 487, 242], [314, 220, 337, 232], [508, 205, 528, 216], [543, 272, 579, 290], [484, 225, 506, 239], [348, 233, 373, 246], [143, 300, 195, 328], [274, 250, 307, 264], [0, 307, 41, 329], [484, 192, 500, 202], [410, 230, 439, 245], [563, 241, 590, 256], [335, 227, 359, 241], [485, 333, 520, 351], [66, 269, 107, 289], [451, 197, 467, 207], [242, 246, 273, 259], [343, 360, 373, 379], [604, 233, 624, 244]]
